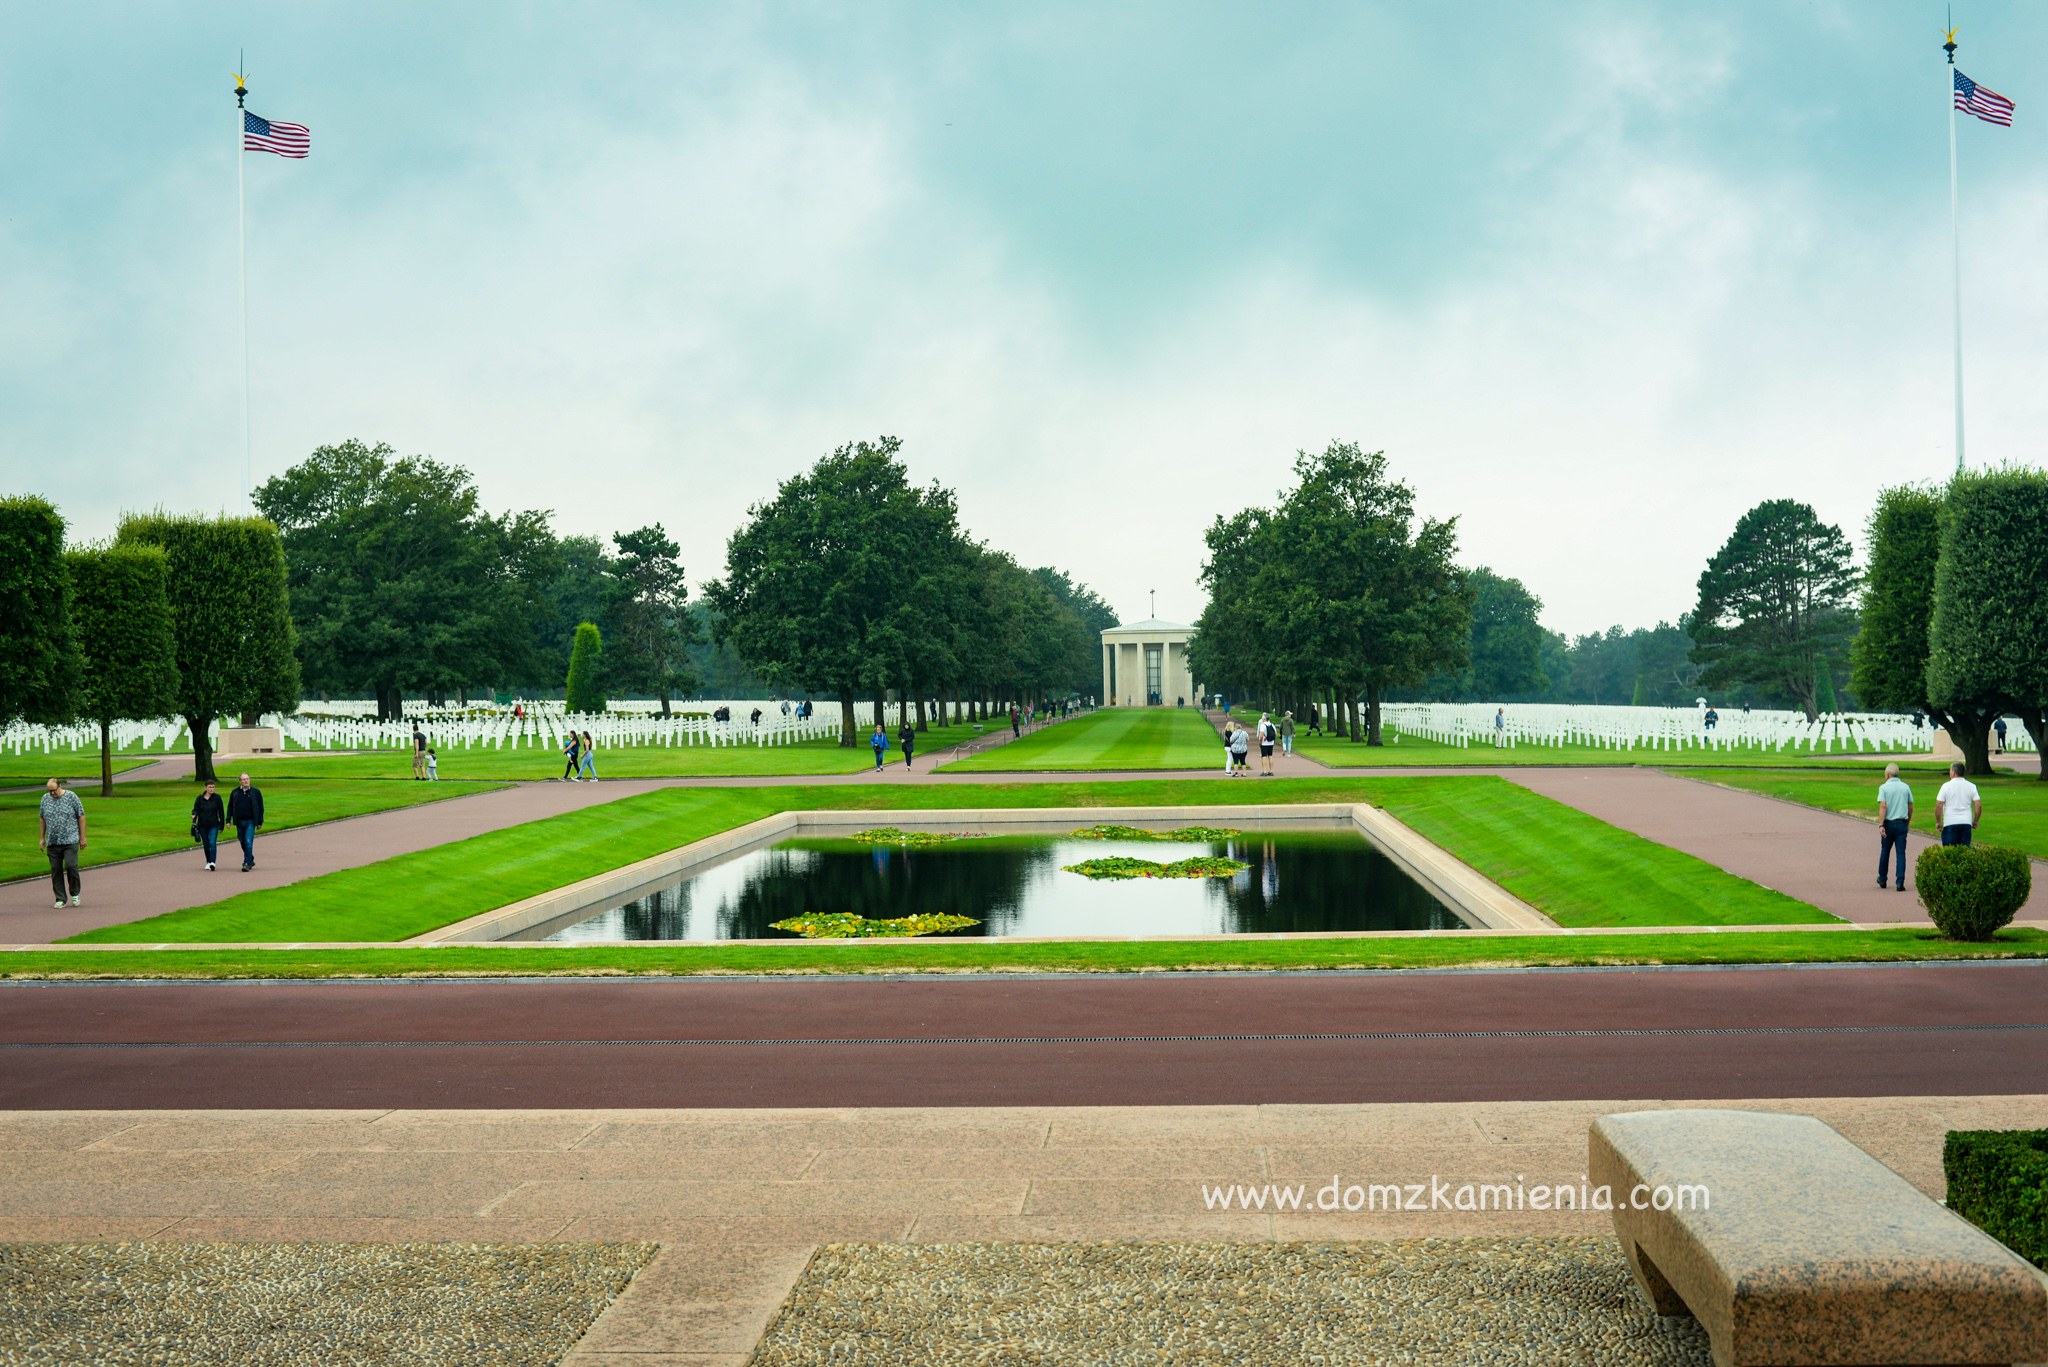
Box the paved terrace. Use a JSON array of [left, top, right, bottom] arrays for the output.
[[5, 1094, 2041, 1362]]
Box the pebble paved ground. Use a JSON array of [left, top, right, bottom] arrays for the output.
[[0, 1095, 2037, 1362], [750, 1239, 1715, 1365]]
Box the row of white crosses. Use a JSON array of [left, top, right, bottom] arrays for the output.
[[1379, 702, 2037, 755], [276, 700, 876, 752], [2, 700, 889, 757]]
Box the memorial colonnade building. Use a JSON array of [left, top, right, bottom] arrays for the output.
[[1099, 619, 1199, 708]]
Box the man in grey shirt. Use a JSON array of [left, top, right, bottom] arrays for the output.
[[37, 778, 87, 909], [1875, 763, 1913, 892]]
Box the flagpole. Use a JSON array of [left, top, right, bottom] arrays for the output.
[[1945, 27, 1965, 473], [235, 64, 251, 510]]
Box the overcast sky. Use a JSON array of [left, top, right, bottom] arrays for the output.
[[4, 2, 2043, 636]]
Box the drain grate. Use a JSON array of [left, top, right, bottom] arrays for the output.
[[5, 1021, 2043, 1050]]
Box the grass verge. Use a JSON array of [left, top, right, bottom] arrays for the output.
[[66, 775, 1830, 944], [11, 927, 2046, 979], [941, 709, 1225, 772], [0, 779, 506, 884]]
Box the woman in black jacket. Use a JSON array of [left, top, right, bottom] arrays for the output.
[[190, 781, 226, 871]]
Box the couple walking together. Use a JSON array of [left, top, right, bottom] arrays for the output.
[[871, 723, 917, 771], [561, 729, 598, 781], [189, 774, 265, 872], [1873, 761, 1984, 892]]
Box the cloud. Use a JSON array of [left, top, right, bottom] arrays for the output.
[[6, 2, 2046, 644]]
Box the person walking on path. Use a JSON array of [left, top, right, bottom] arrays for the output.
[[1875, 763, 1913, 891], [561, 730, 581, 782], [1257, 713, 1277, 776], [1280, 711, 1295, 758], [226, 772, 265, 872], [1220, 720, 1236, 775], [1229, 722, 1251, 776], [1010, 707, 1022, 739], [578, 730, 597, 781], [37, 778, 85, 909], [410, 724, 428, 780], [899, 721, 916, 769], [190, 780, 226, 871], [870, 724, 889, 772], [1935, 762, 1981, 847], [1994, 717, 2008, 755]]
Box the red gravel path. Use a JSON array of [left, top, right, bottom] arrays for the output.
[[4, 963, 2045, 1108], [1508, 768, 2048, 925]]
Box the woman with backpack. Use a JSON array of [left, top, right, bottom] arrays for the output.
[[1257, 713, 1277, 775]]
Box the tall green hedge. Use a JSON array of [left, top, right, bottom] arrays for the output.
[[565, 621, 605, 714], [66, 544, 180, 795], [0, 495, 79, 725], [1946, 1129, 2048, 1268]]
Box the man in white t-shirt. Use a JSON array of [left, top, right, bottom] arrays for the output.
[[1934, 762, 1982, 847]]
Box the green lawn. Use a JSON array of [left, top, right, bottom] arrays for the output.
[[0, 750, 157, 785], [0, 779, 505, 884], [10, 927, 2043, 980], [941, 709, 1225, 772], [229, 722, 992, 781], [68, 774, 1829, 944], [1671, 768, 2048, 861]]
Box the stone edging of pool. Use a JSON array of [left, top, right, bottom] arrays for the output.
[[407, 804, 1559, 945]]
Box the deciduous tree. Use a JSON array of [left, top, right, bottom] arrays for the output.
[[117, 513, 300, 783], [255, 441, 558, 717], [1928, 469, 2048, 779], [65, 544, 179, 795], [1851, 484, 2000, 773], [0, 496, 78, 727]]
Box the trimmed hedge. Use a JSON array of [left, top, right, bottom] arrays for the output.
[[1917, 843, 2031, 941], [1945, 1129, 2048, 1268]]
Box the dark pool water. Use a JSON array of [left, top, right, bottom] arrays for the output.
[[537, 828, 1465, 941]]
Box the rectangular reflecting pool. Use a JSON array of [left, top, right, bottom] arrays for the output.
[[525, 825, 1467, 942]]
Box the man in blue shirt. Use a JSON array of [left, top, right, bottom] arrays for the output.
[[1875, 763, 1913, 891]]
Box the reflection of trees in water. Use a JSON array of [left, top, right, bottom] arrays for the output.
[[1206, 835, 1464, 932], [714, 841, 1053, 939], [608, 881, 697, 939]]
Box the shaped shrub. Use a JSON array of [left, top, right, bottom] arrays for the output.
[[1915, 843, 2030, 940]]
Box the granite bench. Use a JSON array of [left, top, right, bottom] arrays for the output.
[[1589, 1109, 2048, 1367]]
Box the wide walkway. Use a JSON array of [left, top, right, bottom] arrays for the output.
[[8, 961, 2047, 1108], [1510, 767, 2048, 924], [3, 1093, 2039, 1362]]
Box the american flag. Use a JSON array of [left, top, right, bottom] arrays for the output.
[[1955, 70, 2015, 127], [243, 110, 311, 158]]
